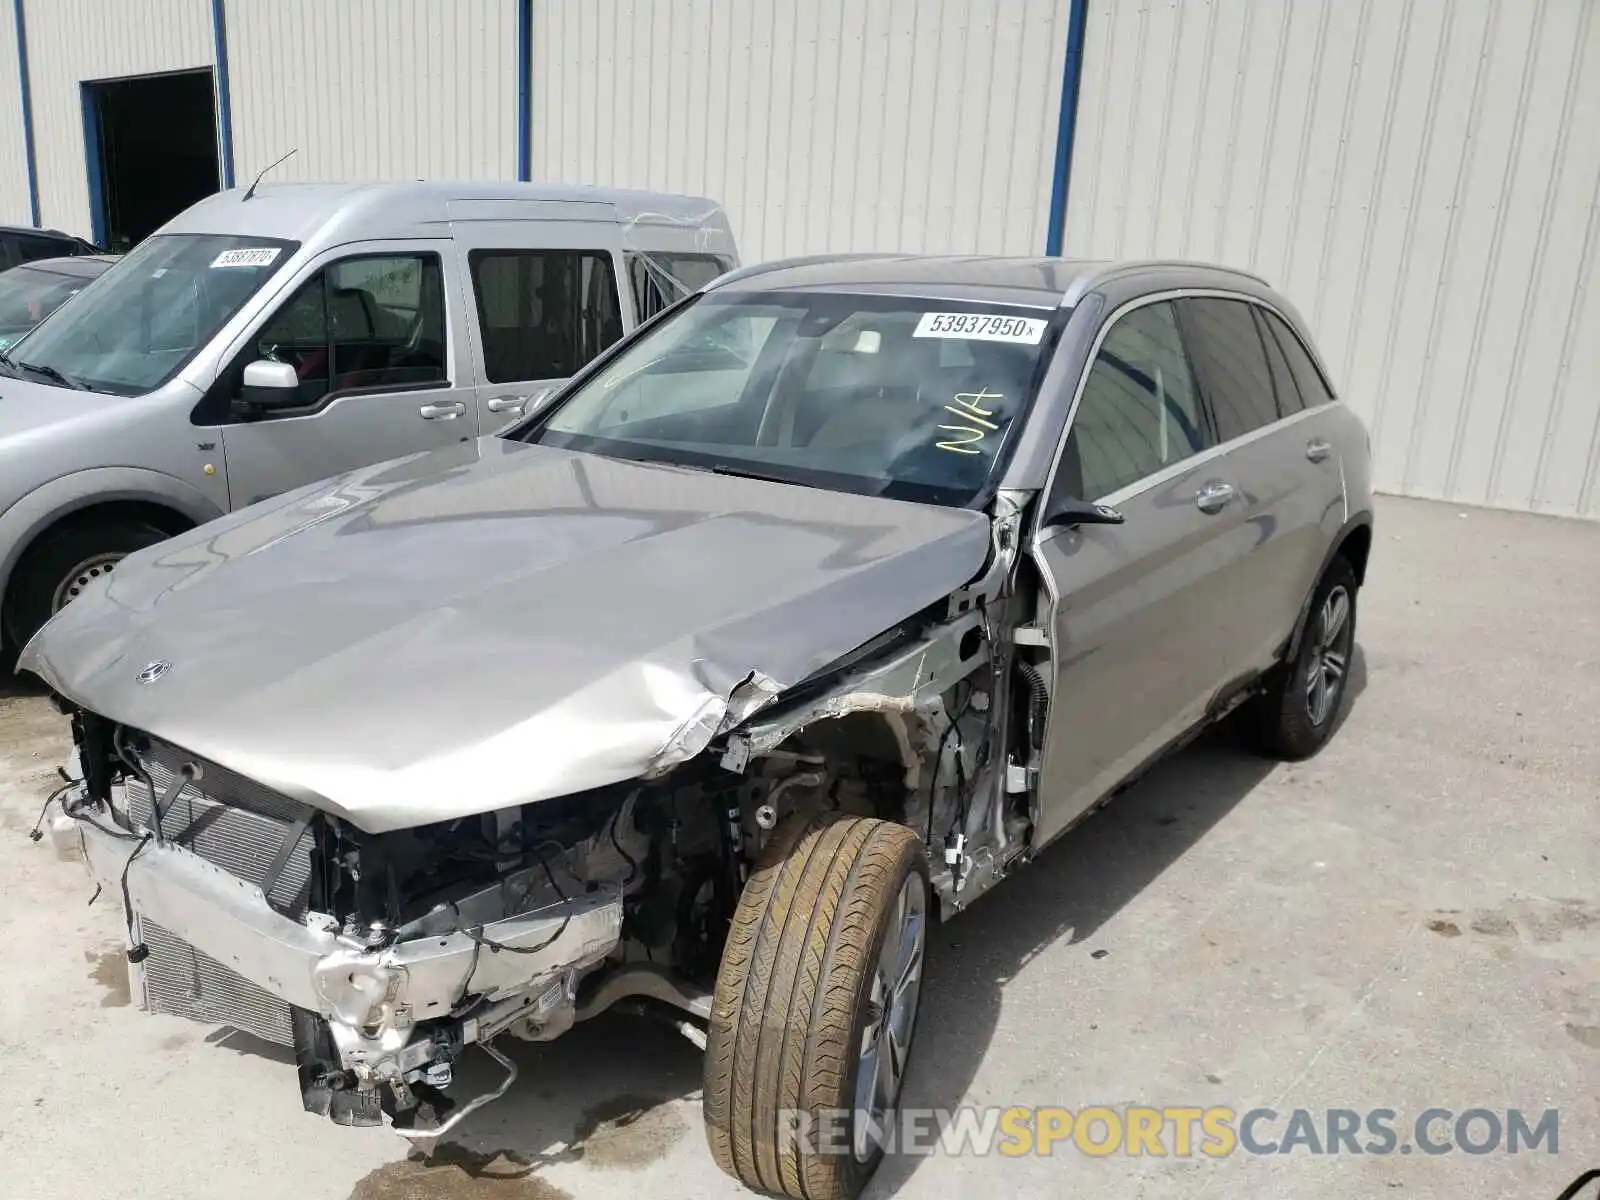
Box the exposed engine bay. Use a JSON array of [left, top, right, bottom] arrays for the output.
[[41, 494, 1051, 1138]]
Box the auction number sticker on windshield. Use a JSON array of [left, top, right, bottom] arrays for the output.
[[210, 247, 282, 269], [913, 312, 1047, 343]]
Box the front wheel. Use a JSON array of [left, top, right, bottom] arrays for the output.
[[2, 516, 167, 651], [704, 814, 929, 1200]]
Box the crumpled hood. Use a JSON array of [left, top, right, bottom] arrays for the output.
[[22, 437, 991, 832]]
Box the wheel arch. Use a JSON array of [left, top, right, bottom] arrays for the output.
[[0, 468, 220, 640], [1285, 510, 1374, 663]]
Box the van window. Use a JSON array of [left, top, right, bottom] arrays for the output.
[[628, 252, 731, 323], [10, 232, 298, 395], [249, 253, 448, 406], [469, 249, 622, 384]]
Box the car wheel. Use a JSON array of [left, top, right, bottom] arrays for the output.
[[1245, 554, 1359, 760], [2, 517, 167, 651], [705, 813, 929, 1200]]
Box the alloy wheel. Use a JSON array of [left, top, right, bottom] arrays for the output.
[[853, 872, 926, 1161], [1305, 584, 1352, 727]]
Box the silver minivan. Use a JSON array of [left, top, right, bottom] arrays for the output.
[[0, 182, 738, 652]]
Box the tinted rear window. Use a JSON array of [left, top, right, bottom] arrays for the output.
[[1178, 297, 1281, 441]]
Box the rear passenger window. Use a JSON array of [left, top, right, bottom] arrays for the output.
[[251, 253, 448, 406], [1178, 298, 1280, 441], [1059, 300, 1210, 500], [1254, 307, 1304, 416], [470, 250, 622, 384], [14, 234, 65, 264], [1260, 309, 1336, 408], [627, 252, 731, 323]]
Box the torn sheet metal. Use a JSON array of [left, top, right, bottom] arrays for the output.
[[723, 611, 988, 790], [22, 439, 991, 833]]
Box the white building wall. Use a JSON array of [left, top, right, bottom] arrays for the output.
[[226, 0, 518, 186], [1063, 0, 1600, 520], [0, 7, 31, 225], [24, 0, 213, 239], [530, 0, 1074, 264]]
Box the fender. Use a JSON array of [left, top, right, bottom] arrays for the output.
[[1284, 508, 1375, 665], [0, 467, 225, 608]]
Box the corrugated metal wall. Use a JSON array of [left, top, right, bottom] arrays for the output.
[[226, 0, 518, 186], [1063, 0, 1600, 520], [0, 6, 31, 224], [529, 0, 1074, 263], [23, 0, 214, 239]]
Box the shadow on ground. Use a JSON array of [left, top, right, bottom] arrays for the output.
[[341, 647, 1366, 1198]]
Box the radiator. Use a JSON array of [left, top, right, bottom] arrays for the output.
[[124, 737, 316, 1047]]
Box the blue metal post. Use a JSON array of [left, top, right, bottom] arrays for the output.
[[79, 83, 105, 246], [210, 0, 236, 187], [12, 0, 41, 226], [1045, 0, 1091, 257], [516, 0, 532, 180]]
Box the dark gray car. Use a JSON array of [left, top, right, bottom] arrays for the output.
[[28, 255, 1372, 1199], [0, 255, 118, 351]]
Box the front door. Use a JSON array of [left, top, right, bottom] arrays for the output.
[[206, 244, 478, 508], [1030, 298, 1236, 847]]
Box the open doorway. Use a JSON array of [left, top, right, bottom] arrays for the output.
[[82, 69, 220, 252]]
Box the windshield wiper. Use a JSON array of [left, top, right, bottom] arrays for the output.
[[709, 463, 810, 487], [16, 360, 85, 390]]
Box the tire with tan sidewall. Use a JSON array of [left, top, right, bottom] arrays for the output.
[[704, 814, 928, 1200]]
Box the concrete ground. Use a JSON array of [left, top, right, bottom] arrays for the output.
[[1, 493, 1595, 1200]]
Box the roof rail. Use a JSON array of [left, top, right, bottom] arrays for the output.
[[705, 252, 907, 292], [1059, 258, 1272, 308]]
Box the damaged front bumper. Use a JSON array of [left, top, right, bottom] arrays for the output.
[[49, 792, 621, 1130]]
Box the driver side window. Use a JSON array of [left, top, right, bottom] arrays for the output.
[[1059, 300, 1211, 500], [249, 253, 447, 408]]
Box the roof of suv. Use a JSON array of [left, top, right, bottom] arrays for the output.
[[710, 253, 1272, 308]]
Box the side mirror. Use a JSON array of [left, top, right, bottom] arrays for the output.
[[233, 359, 301, 418], [1042, 496, 1125, 531]]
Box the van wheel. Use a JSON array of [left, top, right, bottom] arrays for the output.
[[1245, 554, 1358, 760], [2, 517, 167, 651], [705, 814, 928, 1200]]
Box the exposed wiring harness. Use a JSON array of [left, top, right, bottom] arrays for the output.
[[448, 841, 572, 959]]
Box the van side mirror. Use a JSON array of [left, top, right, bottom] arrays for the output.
[[233, 359, 301, 417], [1041, 496, 1125, 531]]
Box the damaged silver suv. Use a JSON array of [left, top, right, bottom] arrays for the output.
[[25, 255, 1372, 1200]]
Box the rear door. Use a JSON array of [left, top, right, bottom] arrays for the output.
[[1031, 298, 1235, 845], [1175, 297, 1345, 677], [453, 226, 629, 432], [203, 242, 478, 508]]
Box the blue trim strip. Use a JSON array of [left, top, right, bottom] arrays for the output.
[[79, 83, 105, 246], [516, 0, 532, 180], [210, 0, 236, 187], [12, 0, 40, 226], [1044, 0, 1091, 257]]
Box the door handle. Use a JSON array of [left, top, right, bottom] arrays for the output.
[[1305, 437, 1333, 463], [485, 395, 527, 415], [419, 401, 466, 420], [1194, 480, 1236, 513]]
